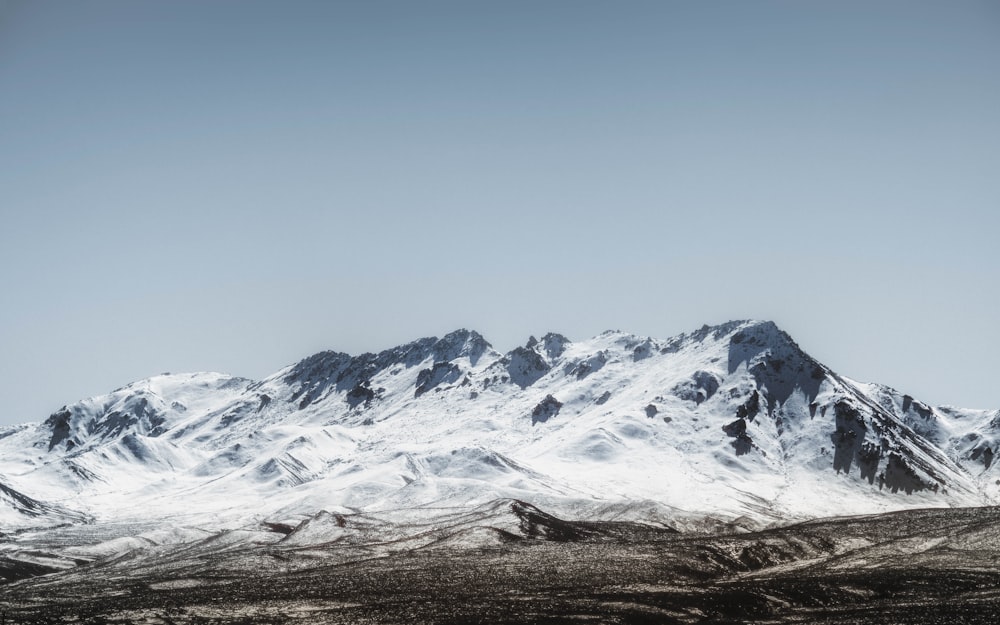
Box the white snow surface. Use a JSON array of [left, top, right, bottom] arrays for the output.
[[0, 320, 997, 540]]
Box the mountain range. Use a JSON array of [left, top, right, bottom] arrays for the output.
[[1, 319, 997, 547]]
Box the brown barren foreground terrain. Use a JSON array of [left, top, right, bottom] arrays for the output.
[[2, 503, 999, 624]]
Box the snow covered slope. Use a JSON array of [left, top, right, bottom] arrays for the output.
[[0, 321, 996, 534]]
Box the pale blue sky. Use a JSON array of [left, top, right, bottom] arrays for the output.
[[1, 1, 997, 424]]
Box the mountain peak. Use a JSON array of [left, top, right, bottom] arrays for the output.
[[723, 320, 826, 407], [727, 319, 807, 360], [434, 329, 493, 365], [731, 319, 787, 341]]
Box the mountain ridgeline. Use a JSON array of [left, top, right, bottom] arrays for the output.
[[1, 320, 998, 532]]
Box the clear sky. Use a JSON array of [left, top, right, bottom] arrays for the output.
[[1, 1, 997, 425]]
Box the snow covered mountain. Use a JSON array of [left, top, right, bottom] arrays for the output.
[[1, 320, 997, 535]]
